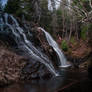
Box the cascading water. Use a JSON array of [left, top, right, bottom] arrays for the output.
[[38, 27, 70, 67], [0, 12, 59, 76]]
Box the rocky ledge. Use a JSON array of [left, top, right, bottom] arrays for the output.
[[0, 45, 52, 86]]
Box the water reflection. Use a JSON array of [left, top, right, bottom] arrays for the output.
[[24, 76, 65, 92]]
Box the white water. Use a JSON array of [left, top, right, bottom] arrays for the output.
[[38, 27, 70, 68], [3, 13, 58, 76], [0, 12, 70, 77]]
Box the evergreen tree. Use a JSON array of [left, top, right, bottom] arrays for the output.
[[0, 0, 3, 12], [4, 0, 20, 14]]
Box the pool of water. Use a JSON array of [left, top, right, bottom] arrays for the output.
[[0, 68, 91, 92]]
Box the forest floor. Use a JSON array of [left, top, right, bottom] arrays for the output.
[[63, 39, 91, 58]]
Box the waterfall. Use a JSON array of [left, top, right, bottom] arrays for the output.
[[38, 27, 70, 68], [0, 13, 59, 76]]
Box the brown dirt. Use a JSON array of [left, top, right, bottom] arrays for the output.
[[65, 40, 91, 58], [0, 46, 26, 86]]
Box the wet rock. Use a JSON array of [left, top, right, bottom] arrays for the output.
[[21, 60, 51, 80], [17, 19, 59, 69], [31, 27, 59, 69]]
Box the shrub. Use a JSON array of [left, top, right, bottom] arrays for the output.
[[70, 36, 75, 44], [61, 40, 68, 51], [81, 25, 88, 40]]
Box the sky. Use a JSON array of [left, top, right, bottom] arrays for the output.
[[48, 0, 61, 11], [1, 0, 8, 6], [48, 0, 71, 11]]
